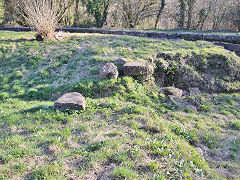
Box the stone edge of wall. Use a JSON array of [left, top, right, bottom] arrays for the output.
[[1, 27, 240, 45]]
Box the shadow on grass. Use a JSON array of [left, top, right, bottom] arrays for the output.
[[0, 38, 36, 43], [21, 105, 53, 113], [15, 77, 113, 102], [0, 124, 12, 138]]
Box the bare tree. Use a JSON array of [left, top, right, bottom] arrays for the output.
[[1, 0, 238, 31], [2, 0, 22, 26], [81, 0, 112, 28], [73, 0, 80, 26], [119, 0, 157, 29], [228, 4, 240, 31], [194, 2, 211, 30], [18, 0, 71, 41]]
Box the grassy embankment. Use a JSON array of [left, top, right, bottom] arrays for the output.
[[0, 31, 239, 179]]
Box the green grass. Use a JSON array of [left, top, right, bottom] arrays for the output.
[[0, 31, 239, 179]]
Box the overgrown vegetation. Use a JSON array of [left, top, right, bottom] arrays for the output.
[[0, 31, 239, 179], [81, 0, 112, 28], [2, 0, 240, 31]]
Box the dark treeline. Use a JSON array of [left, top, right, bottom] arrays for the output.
[[1, 0, 240, 31]]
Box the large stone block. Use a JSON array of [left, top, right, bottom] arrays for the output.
[[54, 92, 86, 111], [124, 61, 154, 76]]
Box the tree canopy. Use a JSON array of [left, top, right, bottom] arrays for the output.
[[1, 0, 240, 31]]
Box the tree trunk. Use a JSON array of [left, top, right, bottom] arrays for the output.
[[36, 33, 54, 41], [73, 0, 80, 26], [187, 0, 196, 30], [179, 0, 186, 29], [154, 0, 166, 29]]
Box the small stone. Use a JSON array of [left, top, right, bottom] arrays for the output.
[[54, 92, 86, 111], [186, 96, 202, 111], [161, 87, 183, 98], [185, 105, 197, 112], [189, 87, 201, 95], [53, 31, 69, 40], [124, 61, 154, 76], [168, 96, 182, 106], [183, 90, 191, 97], [100, 63, 119, 79]]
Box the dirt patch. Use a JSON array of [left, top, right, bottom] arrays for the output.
[[97, 164, 115, 180]]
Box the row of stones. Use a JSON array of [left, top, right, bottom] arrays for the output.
[[54, 60, 155, 111], [54, 60, 203, 112], [214, 42, 240, 56], [100, 59, 154, 81], [1, 27, 240, 44], [53, 87, 202, 112]]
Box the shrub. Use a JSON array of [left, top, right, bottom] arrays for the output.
[[18, 0, 71, 41], [0, 92, 9, 100]]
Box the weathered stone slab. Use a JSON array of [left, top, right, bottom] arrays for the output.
[[114, 58, 129, 75], [100, 63, 118, 79], [215, 42, 240, 52], [54, 92, 86, 111], [189, 87, 201, 96], [124, 61, 154, 76], [161, 87, 183, 98]]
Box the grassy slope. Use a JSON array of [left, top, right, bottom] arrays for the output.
[[0, 31, 239, 180]]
